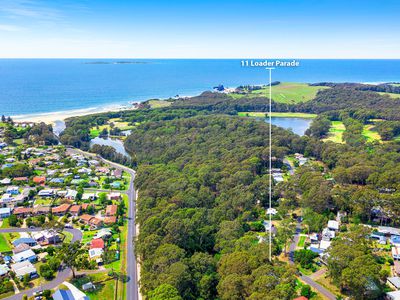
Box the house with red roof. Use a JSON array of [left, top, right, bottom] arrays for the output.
[[32, 176, 46, 184], [105, 205, 118, 217], [90, 238, 105, 249], [52, 204, 71, 216]]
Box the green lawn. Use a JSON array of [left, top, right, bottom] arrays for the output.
[[378, 91, 400, 99], [297, 235, 306, 248], [148, 99, 172, 108], [82, 230, 99, 245], [71, 272, 116, 300], [238, 112, 317, 119], [323, 121, 345, 143], [233, 82, 329, 103], [0, 233, 11, 253], [1, 218, 10, 228], [362, 125, 382, 142]]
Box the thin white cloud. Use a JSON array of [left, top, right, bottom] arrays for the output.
[[0, 0, 61, 20], [0, 24, 23, 31]]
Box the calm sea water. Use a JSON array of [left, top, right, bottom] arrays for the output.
[[1, 59, 400, 116]]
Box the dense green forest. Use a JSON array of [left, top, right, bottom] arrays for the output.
[[126, 116, 304, 299]]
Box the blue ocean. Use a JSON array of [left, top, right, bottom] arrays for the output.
[[1, 59, 400, 116]]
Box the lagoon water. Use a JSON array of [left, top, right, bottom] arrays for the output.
[[269, 117, 312, 136], [90, 136, 130, 157], [2, 59, 400, 116]]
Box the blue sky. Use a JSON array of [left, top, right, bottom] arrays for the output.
[[0, 0, 399, 58]]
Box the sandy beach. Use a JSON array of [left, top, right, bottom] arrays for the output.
[[12, 103, 136, 124]]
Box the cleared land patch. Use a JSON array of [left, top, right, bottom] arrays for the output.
[[238, 112, 317, 118], [233, 82, 330, 103]]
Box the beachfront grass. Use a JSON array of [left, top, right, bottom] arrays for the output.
[[0, 233, 11, 253], [323, 121, 345, 143], [147, 99, 172, 108], [378, 91, 400, 99], [238, 112, 317, 119], [232, 82, 329, 103]]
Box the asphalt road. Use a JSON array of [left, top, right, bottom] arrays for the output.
[[0, 228, 82, 300], [67, 148, 139, 300], [288, 220, 336, 300]]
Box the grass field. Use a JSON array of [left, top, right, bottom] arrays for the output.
[[0, 233, 11, 253], [323, 121, 345, 143], [362, 125, 382, 142], [90, 119, 135, 138], [297, 235, 306, 248], [238, 112, 317, 118], [378, 91, 400, 99], [147, 99, 172, 108], [72, 272, 116, 300], [1, 218, 10, 228], [233, 82, 329, 103]]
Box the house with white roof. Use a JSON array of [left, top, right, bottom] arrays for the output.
[[327, 220, 339, 231], [12, 249, 37, 263], [0, 207, 11, 219], [11, 260, 37, 279]]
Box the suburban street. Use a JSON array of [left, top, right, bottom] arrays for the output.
[[0, 228, 82, 300], [288, 220, 336, 300], [66, 148, 139, 300]]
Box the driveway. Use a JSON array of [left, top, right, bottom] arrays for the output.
[[0, 228, 82, 300]]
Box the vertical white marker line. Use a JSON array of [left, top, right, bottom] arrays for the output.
[[267, 67, 274, 262]]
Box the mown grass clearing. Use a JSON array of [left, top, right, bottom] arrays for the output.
[[233, 82, 329, 104], [297, 235, 306, 248], [362, 125, 382, 142], [238, 112, 317, 119], [0, 233, 11, 253], [378, 91, 400, 99], [323, 121, 345, 143], [147, 99, 172, 108]]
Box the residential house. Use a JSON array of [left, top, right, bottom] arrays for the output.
[[52, 204, 71, 216], [6, 186, 19, 195], [12, 207, 33, 218], [11, 260, 37, 279], [112, 169, 122, 178], [82, 193, 96, 201], [69, 205, 81, 217], [105, 205, 118, 217], [13, 177, 28, 183], [33, 206, 51, 216], [12, 243, 31, 255], [88, 248, 103, 262], [0, 178, 11, 185], [327, 220, 339, 231], [12, 249, 37, 263], [80, 214, 94, 224], [104, 216, 117, 225], [90, 238, 105, 249], [108, 192, 121, 201], [393, 247, 400, 260], [89, 218, 103, 229], [13, 237, 37, 247], [38, 189, 55, 197], [0, 264, 9, 277], [88, 160, 100, 166], [0, 207, 11, 218], [94, 229, 112, 239], [52, 289, 75, 300], [65, 190, 78, 200], [388, 277, 400, 290], [387, 291, 400, 300], [32, 176, 46, 184]]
